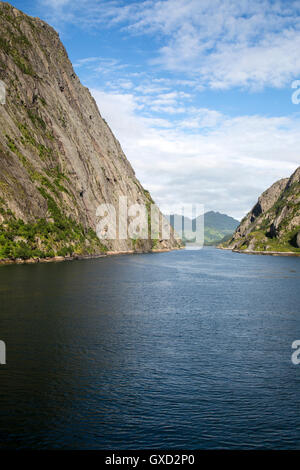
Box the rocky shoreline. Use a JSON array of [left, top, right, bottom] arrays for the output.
[[0, 247, 182, 266], [218, 246, 300, 257]]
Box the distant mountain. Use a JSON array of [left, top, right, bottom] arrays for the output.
[[222, 167, 300, 254], [166, 211, 240, 245], [202, 211, 240, 244]]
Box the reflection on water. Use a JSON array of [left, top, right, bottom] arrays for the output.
[[0, 248, 299, 449]]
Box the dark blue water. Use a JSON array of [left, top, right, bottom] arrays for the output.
[[0, 247, 299, 449]]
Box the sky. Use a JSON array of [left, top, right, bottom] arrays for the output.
[[8, 0, 300, 219]]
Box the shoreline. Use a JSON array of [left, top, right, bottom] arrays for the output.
[[218, 246, 300, 257], [0, 247, 182, 266]]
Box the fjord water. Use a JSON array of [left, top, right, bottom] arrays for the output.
[[0, 248, 299, 449]]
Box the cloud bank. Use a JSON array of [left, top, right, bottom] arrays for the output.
[[92, 89, 299, 219], [41, 0, 300, 89]]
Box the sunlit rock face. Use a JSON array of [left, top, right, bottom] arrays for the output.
[[0, 3, 181, 258], [224, 167, 300, 253]]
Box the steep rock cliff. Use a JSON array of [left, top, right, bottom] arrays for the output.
[[0, 3, 181, 260], [223, 167, 300, 253]]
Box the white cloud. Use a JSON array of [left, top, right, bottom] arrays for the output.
[[42, 0, 300, 90], [73, 57, 127, 75], [43, 0, 70, 6], [91, 88, 300, 219], [143, 0, 300, 89], [179, 109, 223, 129]]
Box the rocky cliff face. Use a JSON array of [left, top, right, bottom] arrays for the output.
[[223, 167, 300, 253], [0, 2, 181, 260]]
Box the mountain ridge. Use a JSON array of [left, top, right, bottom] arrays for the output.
[[166, 211, 239, 245], [0, 2, 181, 261], [221, 167, 300, 254]]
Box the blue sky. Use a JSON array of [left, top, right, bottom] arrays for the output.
[[9, 0, 300, 218]]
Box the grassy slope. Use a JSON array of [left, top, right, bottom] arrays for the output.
[[0, 196, 107, 260], [224, 180, 300, 253]]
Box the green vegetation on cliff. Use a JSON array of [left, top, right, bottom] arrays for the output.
[[0, 3, 181, 261], [222, 168, 300, 253], [0, 198, 107, 260]]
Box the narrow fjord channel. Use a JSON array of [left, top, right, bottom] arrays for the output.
[[0, 248, 299, 449]]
